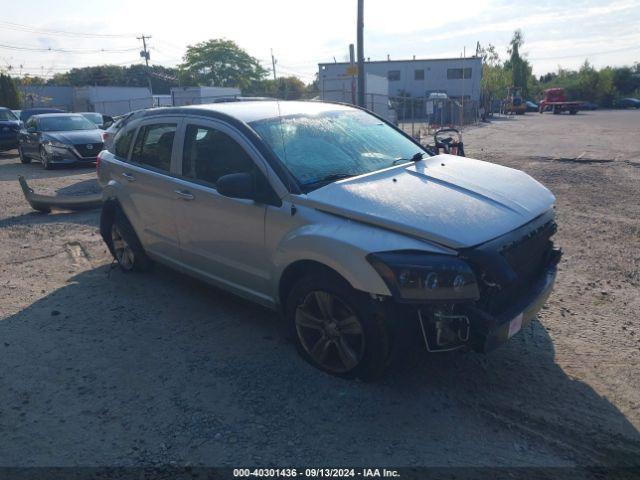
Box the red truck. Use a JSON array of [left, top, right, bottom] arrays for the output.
[[539, 88, 582, 115]]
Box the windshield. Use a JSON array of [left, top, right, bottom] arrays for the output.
[[81, 112, 103, 124], [0, 110, 18, 121], [39, 115, 97, 132], [249, 110, 427, 190]]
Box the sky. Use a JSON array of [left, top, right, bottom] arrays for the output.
[[1, 0, 639, 83]]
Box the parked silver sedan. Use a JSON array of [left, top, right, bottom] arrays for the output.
[[97, 101, 561, 379]]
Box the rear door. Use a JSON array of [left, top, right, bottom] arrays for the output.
[[172, 119, 275, 303], [115, 117, 184, 262]]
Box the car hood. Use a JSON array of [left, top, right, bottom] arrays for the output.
[[299, 155, 556, 249], [43, 130, 102, 145]]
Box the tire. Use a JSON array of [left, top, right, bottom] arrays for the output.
[[569, 109, 577, 115], [107, 208, 153, 273], [39, 146, 52, 170], [286, 271, 390, 381], [18, 146, 31, 164]]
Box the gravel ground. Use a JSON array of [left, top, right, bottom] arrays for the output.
[[0, 110, 639, 470]]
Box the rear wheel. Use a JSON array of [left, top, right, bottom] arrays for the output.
[[286, 272, 390, 380], [18, 146, 31, 164], [108, 209, 152, 272]]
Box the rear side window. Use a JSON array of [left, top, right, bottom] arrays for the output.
[[182, 124, 255, 186], [114, 128, 134, 159], [130, 123, 176, 173]]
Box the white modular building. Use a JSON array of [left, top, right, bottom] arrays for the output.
[[73, 86, 153, 116], [319, 56, 482, 102], [170, 86, 241, 106], [319, 72, 396, 123]]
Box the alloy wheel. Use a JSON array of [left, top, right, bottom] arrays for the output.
[[295, 290, 365, 373], [40, 147, 49, 169], [111, 223, 135, 270]]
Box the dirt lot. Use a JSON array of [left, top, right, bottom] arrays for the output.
[[0, 110, 639, 470]]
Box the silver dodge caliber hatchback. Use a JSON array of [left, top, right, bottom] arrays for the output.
[[97, 101, 561, 379]]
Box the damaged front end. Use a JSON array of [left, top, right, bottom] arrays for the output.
[[370, 209, 562, 353]]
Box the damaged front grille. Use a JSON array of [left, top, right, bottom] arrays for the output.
[[500, 220, 556, 285], [463, 213, 558, 316]]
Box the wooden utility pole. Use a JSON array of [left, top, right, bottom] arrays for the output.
[[271, 49, 277, 81], [137, 34, 153, 95], [357, 0, 365, 107]]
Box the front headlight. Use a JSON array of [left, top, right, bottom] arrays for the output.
[[367, 251, 480, 302], [46, 140, 71, 150]]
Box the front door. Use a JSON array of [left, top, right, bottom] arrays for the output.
[[173, 120, 272, 303], [23, 118, 39, 156]]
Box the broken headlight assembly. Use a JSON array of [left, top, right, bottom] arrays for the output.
[[45, 140, 72, 152], [367, 251, 480, 302]]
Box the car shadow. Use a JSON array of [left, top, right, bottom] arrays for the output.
[[1, 264, 639, 469], [55, 178, 101, 196], [0, 208, 99, 229]]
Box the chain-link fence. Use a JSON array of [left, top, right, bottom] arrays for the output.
[[392, 95, 479, 139]]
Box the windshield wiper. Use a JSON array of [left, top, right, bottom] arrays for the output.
[[302, 173, 357, 190], [392, 152, 425, 165]]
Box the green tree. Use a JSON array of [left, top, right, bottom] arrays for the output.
[[480, 43, 512, 102], [0, 74, 20, 109], [504, 30, 534, 97], [245, 76, 308, 99], [180, 39, 266, 88], [612, 66, 640, 96], [49, 64, 181, 94]]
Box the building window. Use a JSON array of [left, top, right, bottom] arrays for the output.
[[388, 70, 401, 81], [447, 68, 472, 80], [414, 69, 424, 80]]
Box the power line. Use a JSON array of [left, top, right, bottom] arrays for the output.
[[0, 20, 133, 38], [0, 42, 139, 54], [530, 45, 640, 61], [17, 59, 143, 71]]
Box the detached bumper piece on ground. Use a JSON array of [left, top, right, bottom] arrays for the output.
[[18, 175, 102, 214]]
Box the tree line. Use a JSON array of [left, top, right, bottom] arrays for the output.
[[3, 35, 638, 108], [481, 30, 640, 107], [9, 39, 318, 100]]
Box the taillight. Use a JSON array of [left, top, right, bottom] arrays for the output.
[[96, 150, 102, 171], [101, 132, 108, 142]]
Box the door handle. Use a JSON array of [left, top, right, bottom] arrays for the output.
[[121, 172, 135, 182], [174, 189, 195, 200]]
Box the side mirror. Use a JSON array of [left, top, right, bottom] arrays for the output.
[[103, 120, 113, 129], [217, 172, 255, 200]]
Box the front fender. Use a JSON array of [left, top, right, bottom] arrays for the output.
[[270, 209, 456, 300]]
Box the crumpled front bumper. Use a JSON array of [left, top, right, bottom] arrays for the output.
[[394, 257, 560, 354], [469, 267, 557, 352]]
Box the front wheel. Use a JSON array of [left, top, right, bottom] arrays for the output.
[[39, 146, 52, 170], [18, 146, 31, 164], [286, 272, 390, 380]]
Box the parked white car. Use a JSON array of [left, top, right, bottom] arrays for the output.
[[97, 101, 561, 379]]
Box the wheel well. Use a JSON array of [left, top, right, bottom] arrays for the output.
[[100, 199, 120, 255], [278, 260, 349, 309]]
